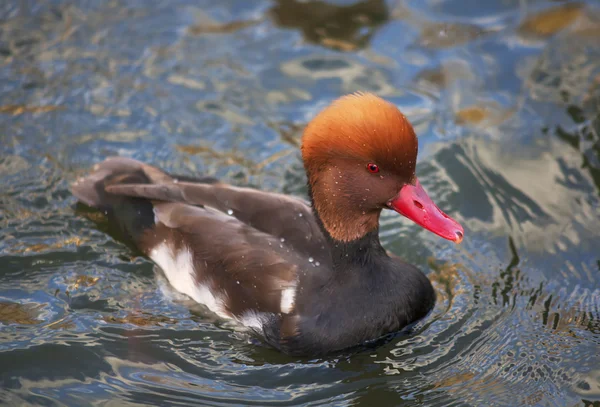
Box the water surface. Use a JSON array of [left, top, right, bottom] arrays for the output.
[[1, 0, 600, 406]]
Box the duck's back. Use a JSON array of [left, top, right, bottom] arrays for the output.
[[73, 157, 328, 254]]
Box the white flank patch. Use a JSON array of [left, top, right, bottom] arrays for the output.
[[280, 284, 297, 314], [239, 310, 268, 331], [150, 243, 230, 319]]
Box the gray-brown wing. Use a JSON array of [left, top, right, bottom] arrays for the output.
[[106, 179, 328, 259], [143, 201, 314, 318]]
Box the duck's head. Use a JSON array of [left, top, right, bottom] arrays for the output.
[[302, 92, 464, 243]]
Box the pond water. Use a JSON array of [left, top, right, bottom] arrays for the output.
[[1, 0, 600, 405]]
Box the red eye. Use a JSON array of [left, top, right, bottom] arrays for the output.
[[367, 163, 379, 173]]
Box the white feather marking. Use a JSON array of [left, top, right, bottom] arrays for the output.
[[280, 284, 297, 314], [150, 243, 230, 319], [239, 310, 268, 330]]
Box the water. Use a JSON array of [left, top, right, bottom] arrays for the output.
[[1, 0, 599, 405]]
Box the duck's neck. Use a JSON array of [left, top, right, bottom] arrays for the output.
[[307, 184, 387, 268], [306, 169, 382, 242], [327, 229, 388, 270]]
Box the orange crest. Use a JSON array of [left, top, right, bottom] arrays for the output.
[[301, 92, 418, 178]]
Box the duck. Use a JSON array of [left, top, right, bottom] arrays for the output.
[[71, 92, 464, 356]]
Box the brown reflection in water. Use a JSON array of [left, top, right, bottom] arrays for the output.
[[455, 103, 515, 128], [270, 0, 389, 51], [535, 292, 600, 336], [9, 236, 86, 254], [67, 275, 100, 291], [103, 313, 179, 327], [268, 120, 304, 147], [0, 301, 44, 325], [431, 371, 524, 405], [427, 258, 463, 309], [0, 104, 63, 115], [518, 2, 585, 39], [188, 18, 260, 36], [456, 106, 488, 125]]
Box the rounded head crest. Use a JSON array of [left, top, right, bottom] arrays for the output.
[[301, 92, 418, 179]]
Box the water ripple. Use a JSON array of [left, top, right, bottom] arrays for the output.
[[1, 0, 599, 406]]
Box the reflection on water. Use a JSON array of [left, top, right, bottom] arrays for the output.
[[270, 0, 389, 51], [1, 0, 600, 406], [517, 2, 585, 39]]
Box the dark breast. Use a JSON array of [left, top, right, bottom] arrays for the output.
[[267, 257, 436, 355]]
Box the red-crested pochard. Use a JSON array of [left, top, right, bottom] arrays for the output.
[[72, 93, 464, 356]]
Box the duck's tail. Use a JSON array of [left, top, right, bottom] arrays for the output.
[[71, 157, 161, 247], [72, 156, 221, 248]]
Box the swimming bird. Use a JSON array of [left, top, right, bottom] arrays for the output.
[[72, 92, 464, 356]]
